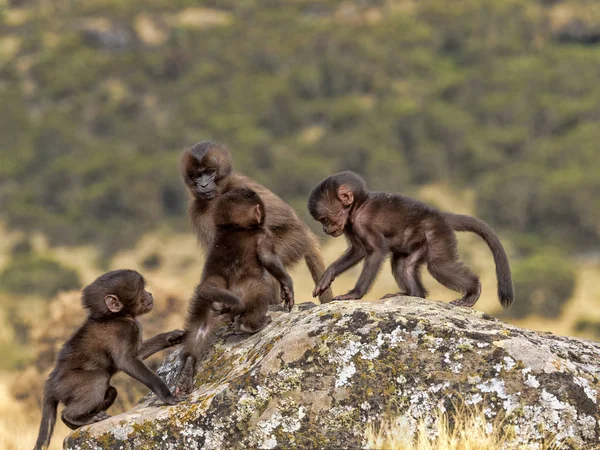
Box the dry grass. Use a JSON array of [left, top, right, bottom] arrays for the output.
[[365, 406, 560, 450], [0, 372, 69, 450]]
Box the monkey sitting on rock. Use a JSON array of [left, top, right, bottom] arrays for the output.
[[34, 270, 184, 450], [308, 171, 514, 308], [175, 187, 294, 395]]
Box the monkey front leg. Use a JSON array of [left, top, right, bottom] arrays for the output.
[[332, 249, 385, 301], [139, 330, 186, 360], [313, 246, 365, 298], [120, 357, 179, 405]]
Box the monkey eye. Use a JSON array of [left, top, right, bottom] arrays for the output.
[[205, 169, 216, 176]]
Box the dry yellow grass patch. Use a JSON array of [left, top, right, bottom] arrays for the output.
[[365, 407, 560, 450]]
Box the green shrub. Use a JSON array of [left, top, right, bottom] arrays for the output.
[[506, 251, 576, 319], [0, 255, 82, 298]]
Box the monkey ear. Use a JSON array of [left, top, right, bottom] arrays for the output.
[[253, 204, 262, 224], [338, 185, 354, 206], [105, 295, 123, 313]]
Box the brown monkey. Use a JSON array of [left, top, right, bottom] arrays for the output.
[[308, 171, 514, 308], [175, 188, 294, 395], [34, 270, 184, 450], [180, 140, 332, 304]]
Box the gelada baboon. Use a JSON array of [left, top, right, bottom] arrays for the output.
[[176, 188, 294, 395], [181, 140, 332, 303], [308, 171, 514, 308], [34, 270, 184, 450]]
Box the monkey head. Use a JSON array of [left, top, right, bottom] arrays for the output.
[[213, 188, 266, 229], [308, 171, 368, 237], [82, 269, 154, 319], [181, 141, 232, 201]]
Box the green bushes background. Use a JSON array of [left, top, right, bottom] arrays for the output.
[[1, 0, 599, 316]]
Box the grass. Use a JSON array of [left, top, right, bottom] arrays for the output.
[[365, 405, 560, 450]]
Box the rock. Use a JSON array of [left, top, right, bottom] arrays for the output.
[[65, 297, 600, 449]]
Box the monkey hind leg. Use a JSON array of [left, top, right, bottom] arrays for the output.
[[61, 376, 111, 430], [427, 259, 481, 307], [175, 355, 196, 396]]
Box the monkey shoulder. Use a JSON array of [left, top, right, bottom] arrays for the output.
[[89, 317, 141, 353]]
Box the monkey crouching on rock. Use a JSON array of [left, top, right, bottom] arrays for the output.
[[176, 188, 294, 395], [34, 270, 184, 450], [308, 171, 514, 308]]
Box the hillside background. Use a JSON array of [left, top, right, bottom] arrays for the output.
[[1, 0, 599, 448]]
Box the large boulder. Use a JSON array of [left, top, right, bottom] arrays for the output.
[[65, 297, 600, 449]]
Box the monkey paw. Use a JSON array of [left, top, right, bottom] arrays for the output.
[[281, 286, 295, 311], [380, 292, 409, 300], [165, 329, 186, 346], [332, 290, 362, 301], [92, 412, 111, 422], [313, 276, 333, 298], [450, 298, 477, 308]]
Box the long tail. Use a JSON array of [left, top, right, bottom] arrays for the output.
[[444, 213, 514, 308], [34, 390, 58, 450], [305, 243, 333, 303]]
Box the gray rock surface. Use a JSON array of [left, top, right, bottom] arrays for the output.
[[64, 297, 600, 449]]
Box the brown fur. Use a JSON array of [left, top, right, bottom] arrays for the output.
[[181, 141, 332, 303], [33, 270, 183, 450], [308, 171, 514, 308], [175, 188, 294, 395]]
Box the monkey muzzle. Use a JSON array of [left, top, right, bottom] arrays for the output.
[[195, 188, 217, 200], [324, 227, 344, 237]]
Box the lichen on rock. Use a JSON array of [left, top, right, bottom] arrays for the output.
[[64, 297, 600, 449]]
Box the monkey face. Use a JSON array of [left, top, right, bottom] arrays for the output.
[[319, 216, 346, 237], [181, 142, 232, 201], [311, 190, 350, 237], [192, 167, 218, 200], [315, 203, 348, 237], [135, 289, 154, 315]]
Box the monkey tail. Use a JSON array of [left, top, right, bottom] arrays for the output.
[[34, 389, 58, 450], [444, 213, 514, 308], [305, 240, 333, 303]]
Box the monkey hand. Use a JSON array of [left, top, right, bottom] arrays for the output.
[[332, 290, 362, 301], [281, 285, 295, 311], [161, 393, 181, 406], [164, 329, 186, 346], [313, 270, 334, 298]]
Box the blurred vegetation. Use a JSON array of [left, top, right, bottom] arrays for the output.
[[504, 250, 576, 319], [0, 254, 81, 298], [0, 0, 598, 260]]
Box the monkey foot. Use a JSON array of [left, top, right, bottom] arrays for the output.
[[450, 298, 477, 308], [174, 356, 195, 397], [92, 412, 111, 422], [380, 292, 410, 300]]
